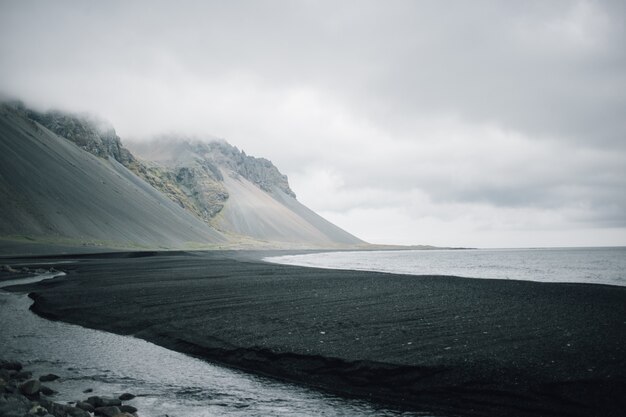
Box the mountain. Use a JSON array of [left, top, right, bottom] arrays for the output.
[[0, 102, 364, 249], [127, 139, 364, 246], [0, 103, 227, 249]]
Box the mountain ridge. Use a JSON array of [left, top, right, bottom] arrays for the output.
[[0, 101, 364, 249]]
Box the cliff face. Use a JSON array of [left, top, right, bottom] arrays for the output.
[[26, 109, 135, 166], [127, 138, 297, 222], [129, 138, 364, 246]]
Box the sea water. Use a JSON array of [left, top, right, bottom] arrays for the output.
[[265, 247, 626, 287]]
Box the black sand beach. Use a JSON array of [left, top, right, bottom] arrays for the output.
[[3, 250, 625, 417]]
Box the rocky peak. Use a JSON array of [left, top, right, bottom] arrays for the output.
[[174, 139, 296, 198], [25, 108, 135, 166]]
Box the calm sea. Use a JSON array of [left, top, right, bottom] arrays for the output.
[[265, 247, 626, 287]]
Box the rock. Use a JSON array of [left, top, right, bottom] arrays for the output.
[[82, 388, 93, 393], [14, 370, 33, 381], [4, 381, 18, 393], [39, 374, 60, 382], [0, 392, 32, 416], [40, 385, 57, 396], [112, 413, 135, 417], [65, 406, 91, 417], [94, 405, 121, 417], [1, 265, 18, 273], [119, 404, 137, 413], [29, 404, 48, 415], [87, 396, 121, 407], [118, 393, 135, 401], [19, 379, 41, 395], [0, 361, 22, 371], [75, 401, 95, 412]]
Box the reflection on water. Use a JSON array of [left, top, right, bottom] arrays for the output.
[[0, 274, 427, 417]]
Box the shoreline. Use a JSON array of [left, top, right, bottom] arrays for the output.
[[3, 250, 626, 417], [0, 359, 140, 417]]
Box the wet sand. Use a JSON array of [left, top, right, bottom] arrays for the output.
[[4, 250, 626, 417]]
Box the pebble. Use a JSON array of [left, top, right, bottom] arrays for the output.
[[1, 359, 142, 417]]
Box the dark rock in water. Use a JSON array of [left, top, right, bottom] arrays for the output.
[[82, 388, 93, 393], [29, 404, 47, 415], [40, 385, 57, 396], [94, 405, 121, 417], [0, 392, 32, 417], [19, 379, 41, 395], [39, 374, 60, 382], [65, 406, 91, 417], [1, 265, 19, 273], [4, 381, 18, 394], [0, 369, 10, 381], [120, 404, 137, 413], [14, 370, 33, 381], [75, 401, 95, 412], [87, 396, 121, 407], [118, 392, 135, 401], [0, 361, 22, 371]]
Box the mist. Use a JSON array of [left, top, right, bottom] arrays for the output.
[[1, 0, 625, 247]]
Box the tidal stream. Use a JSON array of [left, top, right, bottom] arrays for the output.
[[0, 273, 425, 417]]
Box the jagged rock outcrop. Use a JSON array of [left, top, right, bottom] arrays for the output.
[[129, 138, 364, 246], [127, 138, 298, 223], [201, 140, 295, 198], [25, 108, 134, 166]]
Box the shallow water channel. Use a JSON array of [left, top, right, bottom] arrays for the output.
[[0, 273, 426, 417]]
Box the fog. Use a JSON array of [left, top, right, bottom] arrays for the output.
[[1, 0, 624, 247]]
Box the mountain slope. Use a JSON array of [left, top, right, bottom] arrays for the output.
[[0, 104, 227, 248], [128, 139, 364, 247]]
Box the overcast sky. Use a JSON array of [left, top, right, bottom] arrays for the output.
[[1, 0, 625, 247]]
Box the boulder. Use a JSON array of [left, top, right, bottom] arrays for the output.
[[19, 379, 41, 395], [0, 393, 32, 416], [118, 392, 135, 401], [40, 385, 57, 396], [87, 396, 121, 407], [14, 370, 33, 381], [65, 406, 91, 417], [119, 404, 137, 413], [0, 361, 22, 371], [39, 374, 60, 382], [1, 265, 19, 273], [75, 401, 95, 412], [94, 405, 121, 417], [29, 404, 48, 415]]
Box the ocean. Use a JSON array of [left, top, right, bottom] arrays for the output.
[[265, 246, 626, 287]]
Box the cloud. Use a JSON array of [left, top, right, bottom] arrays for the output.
[[1, 0, 624, 247]]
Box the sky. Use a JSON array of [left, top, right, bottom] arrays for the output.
[[1, 0, 625, 248]]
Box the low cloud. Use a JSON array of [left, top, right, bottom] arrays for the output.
[[1, 0, 624, 247]]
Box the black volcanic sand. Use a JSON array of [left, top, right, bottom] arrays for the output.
[[4, 250, 625, 417]]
